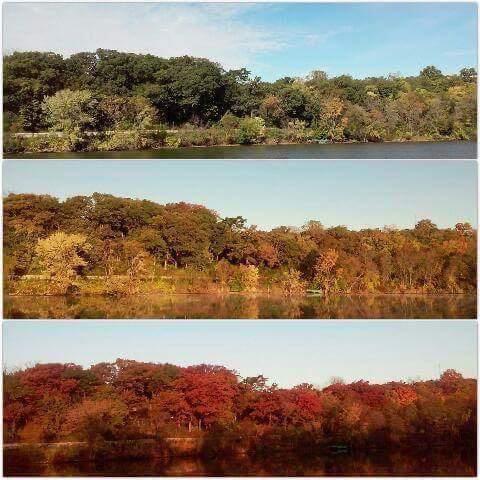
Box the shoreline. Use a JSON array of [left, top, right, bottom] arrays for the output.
[[5, 137, 476, 156], [5, 291, 477, 298], [4, 439, 473, 465]]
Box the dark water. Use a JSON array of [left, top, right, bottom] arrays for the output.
[[6, 141, 476, 159], [4, 294, 476, 319], [5, 449, 476, 476]]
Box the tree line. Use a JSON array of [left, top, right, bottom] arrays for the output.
[[4, 360, 476, 453], [3, 50, 477, 152], [4, 193, 476, 296]]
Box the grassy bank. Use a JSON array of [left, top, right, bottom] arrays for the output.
[[4, 436, 474, 467], [4, 438, 205, 466], [4, 125, 474, 155], [7, 271, 472, 298]]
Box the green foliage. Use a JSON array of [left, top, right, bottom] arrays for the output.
[[96, 131, 156, 151], [98, 95, 158, 130], [219, 112, 240, 129], [42, 89, 97, 132], [2, 49, 477, 153], [236, 117, 266, 144], [165, 135, 181, 148]]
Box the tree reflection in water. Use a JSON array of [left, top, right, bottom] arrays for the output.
[[4, 293, 477, 319], [5, 448, 476, 477]]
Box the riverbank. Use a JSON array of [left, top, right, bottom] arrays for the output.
[[4, 437, 472, 464], [6, 274, 476, 298], [4, 126, 476, 156], [4, 438, 207, 465], [6, 139, 476, 159]]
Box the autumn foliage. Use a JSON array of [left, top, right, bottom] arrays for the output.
[[4, 361, 476, 453], [3, 193, 477, 296]]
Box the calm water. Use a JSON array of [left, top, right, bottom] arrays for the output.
[[5, 449, 476, 476], [6, 141, 476, 159], [4, 294, 476, 319]]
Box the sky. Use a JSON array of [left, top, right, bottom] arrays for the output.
[[3, 160, 477, 230], [3, 321, 477, 387], [3, 3, 477, 80]]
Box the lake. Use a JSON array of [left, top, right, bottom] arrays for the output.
[[4, 293, 476, 319], [6, 140, 477, 159], [4, 448, 476, 476]]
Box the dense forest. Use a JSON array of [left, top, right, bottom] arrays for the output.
[[4, 193, 477, 296], [3, 50, 477, 153], [4, 361, 476, 458]]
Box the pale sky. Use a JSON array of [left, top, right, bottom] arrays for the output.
[[3, 3, 477, 80], [3, 160, 477, 230]]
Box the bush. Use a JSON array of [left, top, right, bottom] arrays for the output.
[[96, 131, 156, 151], [230, 265, 259, 292], [280, 269, 306, 296], [236, 117, 266, 144], [42, 89, 97, 132], [165, 135, 181, 148], [219, 112, 240, 129], [265, 128, 286, 144], [3, 134, 26, 154], [23, 133, 73, 153]]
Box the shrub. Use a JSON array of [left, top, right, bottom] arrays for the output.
[[214, 260, 234, 290], [35, 232, 91, 295], [265, 127, 287, 144], [3, 134, 26, 154], [280, 269, 306, 296], [236, 117, 266, 144], [165, 135, 181, 148], [96, 131, 155, 151], [62, 398, 128, 443], [18, 133, 73, 153], [219, 112, 240, 129], [231, 265, 259, 292], [42, 89, 97, 132]]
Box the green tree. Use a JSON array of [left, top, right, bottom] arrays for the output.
[[42, 89, 97, 132]]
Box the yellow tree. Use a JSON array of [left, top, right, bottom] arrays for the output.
[[314, 249, 340, 295], [35, 232, 90, 293], [318, 97, 345, 140]]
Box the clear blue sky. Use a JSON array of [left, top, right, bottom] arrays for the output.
[[3, 3, 477, 80], [3, 160, 477, 230], [3, 321, 477, 387]]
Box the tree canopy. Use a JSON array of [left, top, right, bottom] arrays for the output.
[[4, 361, 476, 453], [4, 193, 476, 295], [3, 50, 477, 144]]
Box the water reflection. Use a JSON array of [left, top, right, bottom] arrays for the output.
[[4, 294, 476, 319], [5, 448, 476, 476]]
